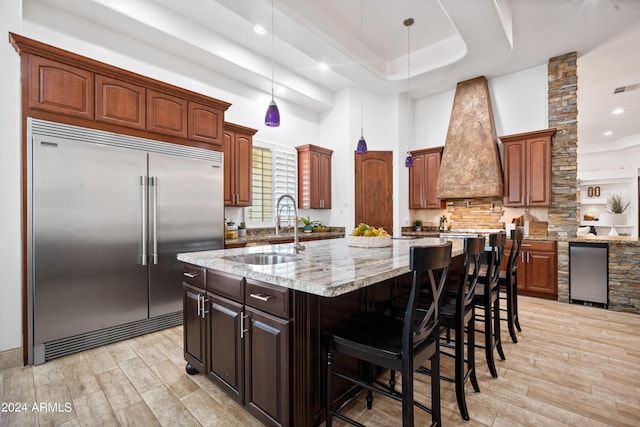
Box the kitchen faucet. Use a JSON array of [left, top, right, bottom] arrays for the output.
[[275, 194, 305, 252]]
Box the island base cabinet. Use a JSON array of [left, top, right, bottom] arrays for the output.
[[245, 306, 291, 427], [207, 293, 244, 403], [183, 283, 206, 375], [183, 266, 292, 427]]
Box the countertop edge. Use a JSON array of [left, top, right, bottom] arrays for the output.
[[179, 238, 465, 298]]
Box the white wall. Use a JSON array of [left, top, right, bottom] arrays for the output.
[[0, 0, 23, 353]]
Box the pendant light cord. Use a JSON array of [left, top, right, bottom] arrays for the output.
[[360, 0, 364, 137], [271, 0, 275, 100], [405, 18, 413, 153]]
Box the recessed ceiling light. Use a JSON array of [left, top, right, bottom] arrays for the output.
[[319, 63, 329, 71], [603, 131, 613, 136], [612, 108, 624, 115], [254, 24, 266, 35]]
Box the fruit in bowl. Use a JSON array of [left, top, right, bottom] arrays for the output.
[[348, 224, 391, 247], [351, 223, 388, 237]]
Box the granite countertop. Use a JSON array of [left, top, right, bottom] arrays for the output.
[[565, 235, 640, 245], [225, 229, 345, 246], [179, 237, 464, 298]]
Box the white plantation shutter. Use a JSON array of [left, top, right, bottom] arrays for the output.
[[248, 147, 273, 223], [273, 149, 297, 225], [246, 145, 296, 226]]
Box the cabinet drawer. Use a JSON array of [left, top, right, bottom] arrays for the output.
[[183, 264, 205, 288], [245, 279, 290, 319], [207, 270, 244, 303], [521, 240, 555, 252]]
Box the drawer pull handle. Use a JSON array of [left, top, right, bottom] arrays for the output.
[[250, 293, 273, 302], [183, 272, 199, 278], [521, 244, 532, 247]]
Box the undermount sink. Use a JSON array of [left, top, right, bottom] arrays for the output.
[[223, 252, 301, 265]]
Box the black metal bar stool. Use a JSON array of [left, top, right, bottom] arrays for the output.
[[322, 242, 452, 427]]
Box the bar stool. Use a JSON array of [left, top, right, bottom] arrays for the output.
[[322, 242, 452, 427], [413, 236, 484, 420], [500, 228, 524, 342], [474, 232, 506, 378]]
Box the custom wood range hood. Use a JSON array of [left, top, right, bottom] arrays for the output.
[[436, 76, 504, 199]]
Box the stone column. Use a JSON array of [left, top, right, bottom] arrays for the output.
[[547, 52, 578, 302]]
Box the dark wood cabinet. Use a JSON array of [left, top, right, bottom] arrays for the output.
[[28, 55, 94, 120], [517, 240, 557, 299], [208, 292, 245, 402], [183, 283, 206, 374], [408, 147, 445, 209], [182, 265, 207, 375], [183, 266, 291, 427], [224, 123, 257, 207], [96, 75, 145, 130], [500, 128, 556, 207], [296, 144, 332, 209], [244, 305, 291, 426]]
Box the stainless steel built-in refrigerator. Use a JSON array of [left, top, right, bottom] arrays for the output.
[[28, 119, 224, 364]]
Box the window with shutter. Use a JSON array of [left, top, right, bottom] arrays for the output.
[[246, 144, 297, 227]]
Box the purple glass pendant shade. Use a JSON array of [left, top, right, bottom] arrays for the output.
[[404, 152, 414, 167], [356, 135, 368, 154], [265, 99, 280, 127]]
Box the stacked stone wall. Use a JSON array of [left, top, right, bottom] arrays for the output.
[[548, 52, 578, 302]]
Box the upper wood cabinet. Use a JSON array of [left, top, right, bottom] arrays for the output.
[[188, 102, 224, 147], [408, 147, 446, 209], [11, 33, 230, 150], [296, 144, 333, 209], [224, 122, 257, 207], [96, 75, 145, 130], [500, 128, 556, 207], [147, 89, 188, 139], [28, 55, 94, 120]]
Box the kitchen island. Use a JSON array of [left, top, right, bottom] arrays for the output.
[[178, 237, 464, 426]]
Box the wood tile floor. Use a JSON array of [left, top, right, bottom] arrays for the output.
[[1, 296, 639, 426]]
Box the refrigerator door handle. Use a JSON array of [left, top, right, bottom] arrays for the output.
[[150, 176, 158, 265], [140, 175, 148, 266]]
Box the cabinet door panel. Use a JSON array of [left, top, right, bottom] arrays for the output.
[[526, 252, 556, 294], [503, 141, 525, 206], [183, 284, 205, 373], [527, 138, 551, 206], [208, 294, 244, 403], [245, 307, 290, 426], [223, 131, 234, 205], [425, 152, 442, 208], [235, 133, 253, 206], [408, 154, 425, 209], [29, 55, 94, 119], [320, 153, 332, 208], [147, 89, 188, 138], [309, 152, 321, 208], [96, 75, 145, 130], [189, 102, 223, 146]]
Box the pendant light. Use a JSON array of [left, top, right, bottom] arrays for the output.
[[265, 0, 280, 127], [356, 0, 368, 154], [404, 18, 414, 167]]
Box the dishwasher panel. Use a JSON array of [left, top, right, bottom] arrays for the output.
[[569, 242, 608, 308]]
